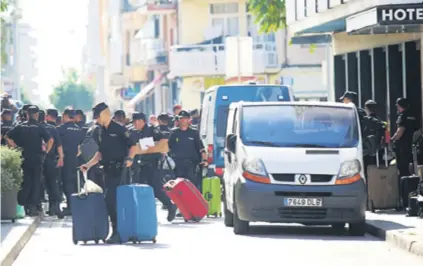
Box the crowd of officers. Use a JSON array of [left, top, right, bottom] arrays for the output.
[[340, 91, 421, 208], [1, 102, 207, 243]]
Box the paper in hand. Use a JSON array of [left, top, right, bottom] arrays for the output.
[[139, 137, 155, 151]]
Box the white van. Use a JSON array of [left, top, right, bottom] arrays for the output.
[[223, 101, 367, 235], [200, 84, 293, 178]]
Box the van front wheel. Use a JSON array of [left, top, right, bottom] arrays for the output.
[[233, 198, 249, 235]]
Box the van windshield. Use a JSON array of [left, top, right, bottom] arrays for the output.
[[240, 105, 359, 148]]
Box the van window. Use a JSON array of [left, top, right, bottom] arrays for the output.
[[216, 105, 230, 138], [240, 105, 359, 148], [200, 95, 211, 137], [232, 108, 238, 134]]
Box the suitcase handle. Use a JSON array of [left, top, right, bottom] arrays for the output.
[[120, 167, 132, 185], [76, 167, 89, 196]]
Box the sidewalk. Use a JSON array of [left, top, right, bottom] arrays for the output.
[[366, 210, 423, 257], [0, 217, 41, 266]]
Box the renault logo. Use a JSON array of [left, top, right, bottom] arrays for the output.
[[298, 174, 307, 185]]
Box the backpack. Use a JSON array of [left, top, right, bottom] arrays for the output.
[[80, 126, 101, 162]]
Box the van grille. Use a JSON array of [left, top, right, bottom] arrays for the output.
[[310, 174, 333, 183], [278, 207, 327, 219], [272, 174, 295, 182]]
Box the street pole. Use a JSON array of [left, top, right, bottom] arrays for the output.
[[236, 36, 241, 83], [13, 3, 21, 101]]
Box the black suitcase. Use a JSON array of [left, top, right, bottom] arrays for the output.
[[403, 145, 423, 211]]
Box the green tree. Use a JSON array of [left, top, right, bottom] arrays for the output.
[[247, 0, 286, 33], [0, 0, 8, 12], [49, 69, 94, 112], [20, 90, 31, 104]]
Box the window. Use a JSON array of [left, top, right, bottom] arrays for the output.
[[153, 15, 160, 38], [210, 3, 239, 36], [246, 14, 275, 43], [232, 108, 238, 134]]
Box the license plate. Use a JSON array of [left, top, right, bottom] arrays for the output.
[[284, 198, 323, 207]]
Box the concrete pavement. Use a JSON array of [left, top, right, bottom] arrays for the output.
[[11, 210, 423, 266], [366, 211, 423, 257]]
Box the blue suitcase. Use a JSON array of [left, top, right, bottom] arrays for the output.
[[71, 172, 109, 245], [117, 183, 158, 244]]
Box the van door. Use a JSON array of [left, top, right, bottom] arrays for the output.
[[224, 107, 238, 209]]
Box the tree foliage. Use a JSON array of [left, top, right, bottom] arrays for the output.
[[49, 69, 94, 112], [0, 0, 8, 12], [248, 0, 286, 33]]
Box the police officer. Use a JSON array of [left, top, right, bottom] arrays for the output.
[[75, 109, 89, 134], [391, 98, 418, 176], [39, 110, 64, 218], [157, 113, 171, 138], [80, 102, 138, 244], [168, 110, 207, 190], [58, 108, 85, 215], [14, 104, 31, 126], [340, 91, 367, 122], [113, 110, 126, 126], [4, 106, 54, 216], [130, 112, 177, 219], [170, 104, 182, 128], [1, 109, 14, 145], [56, 115, 62, 126]]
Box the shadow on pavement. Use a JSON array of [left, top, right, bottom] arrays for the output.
[[159, 220, 213, 229], [244, 225, 380, 241], [368, 220, 413, 231]]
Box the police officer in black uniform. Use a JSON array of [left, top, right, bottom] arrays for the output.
[[168, 110, 207, 190], [39, 110, 64, 218], [14, 104, 31, 126], [75, 109, 89, 134], [80, 102, 138, 244], [130, 112, 177, 219], [157, 113, 171, 138], [1, 109, 14, 145], [113, 110, 126, 126], [4, 106, 54, 216], [58, 108, 85, 215], [391, 98, 418, 177]]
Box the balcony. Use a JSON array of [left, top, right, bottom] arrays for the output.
[[130, 38, 168, 70], [169, 42, 278, 77], [137, 0, 177, 14]]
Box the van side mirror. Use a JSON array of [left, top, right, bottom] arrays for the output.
[[226, 134, 237, 153]]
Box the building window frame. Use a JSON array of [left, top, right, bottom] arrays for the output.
[[209, 3, 240, 36]]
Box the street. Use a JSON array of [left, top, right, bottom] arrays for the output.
[[12, 207, 423, 266]]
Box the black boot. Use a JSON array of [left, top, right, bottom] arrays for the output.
[[106, 230, 121, 244], [61, 207, 72, 216], [27, 205, 39, 217], [52, 202, 64, 219], [167, 204, 177, 222]]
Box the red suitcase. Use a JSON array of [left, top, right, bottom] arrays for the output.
[[164, 178, 208, 222]]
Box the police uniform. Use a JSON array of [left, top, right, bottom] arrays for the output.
[[5, 106, 53, 216], [57, 109, 85, 214], [129, 112, 176, 220], [39, 111, 64, 217], [168, 110, 206, 189], [89, 102, 136, 243], [1, 109, 14, 145]]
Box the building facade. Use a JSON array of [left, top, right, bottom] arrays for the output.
[[286, 0, 423, 131]]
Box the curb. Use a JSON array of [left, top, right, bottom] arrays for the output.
[[366, 221, 423, 257], [1, 216, 41, 266]]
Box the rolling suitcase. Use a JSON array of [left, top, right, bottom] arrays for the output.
[[403, 145, 423, 213], [117, 168, 158, 244], [202, 176, 222, 218], [367, 147, 401, 212], [164, 178, 208, 222], [71, 171, 109, 245]]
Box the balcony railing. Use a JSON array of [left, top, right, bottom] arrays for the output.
[[130, 38, 168, 66], [169, 42, 278, 77]]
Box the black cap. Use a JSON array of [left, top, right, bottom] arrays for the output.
[[92, 102, 108, 119], [339, 91, 358, 102], [132, 112, 146, 121], [364, 100, 377, 107], [27, 105, 39, 114], [396, 98, 409, 108], [75, 109, 84, 116], [178, 110, 190, 118], [1, 109, 12, 116], [22, 104, 31, 111], [63, 108, 75, 118], [114, 110, 126, 118], [46, 109, 59, 118]]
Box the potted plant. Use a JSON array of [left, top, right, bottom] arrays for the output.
[[1, 146, 23, 222]]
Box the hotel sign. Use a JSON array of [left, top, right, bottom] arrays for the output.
[[378, 4, 423, 25]]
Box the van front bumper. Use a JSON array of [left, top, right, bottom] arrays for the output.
[[235, 179, 367, 224]]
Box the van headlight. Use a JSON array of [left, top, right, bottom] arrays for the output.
[[242, 158, 270, 184], [336, 159, 362, 185]]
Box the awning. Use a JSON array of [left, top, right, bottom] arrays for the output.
[[128, 73, 165, 107], [296, 17, 346, 35], [346, 4, 423, 35]]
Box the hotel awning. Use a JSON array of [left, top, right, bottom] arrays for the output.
[[128, 73, 165, 107], [346, 4, 423, 35]]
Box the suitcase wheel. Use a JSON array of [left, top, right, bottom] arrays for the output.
[[94, 240, 99, 244], [152, 238, 157, 244], [102, 239, 106, 244], [219, 212, 222, 217], [132, 240, 137, 244], [369, 201, 375, 213], [83, 241, 87, 244], [73, 239, 78, 245], [184, 219, 188, 222]]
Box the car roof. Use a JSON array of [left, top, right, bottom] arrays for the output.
[[229, 101, 356, 109], [206, 84, 290, 93]]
